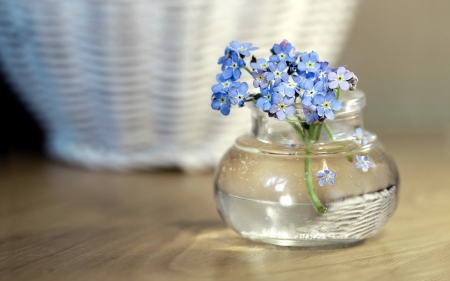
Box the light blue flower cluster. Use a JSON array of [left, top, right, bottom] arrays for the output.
[[211, 40, 358, 123], [211, 41, 258, 115]]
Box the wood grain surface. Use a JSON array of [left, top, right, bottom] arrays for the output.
[[1, 135, 450, 280]]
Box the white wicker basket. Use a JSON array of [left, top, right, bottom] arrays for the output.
[[0, 0, 360, 171]]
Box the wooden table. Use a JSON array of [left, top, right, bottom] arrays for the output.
[[1, 135, 450, 280]]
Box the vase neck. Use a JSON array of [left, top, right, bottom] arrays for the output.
[[249, 91, 366, 145]]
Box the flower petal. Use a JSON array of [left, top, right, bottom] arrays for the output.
[[269, 54, 279, 62], [211, 99, 221, 110], [269, 104, 278, 113], [212, 84, 223, 93], [328, 80, 338, 89], [230, 40, 240, 50], [340, 81, 350, 91], [239, 82, 248, 94], [300, 52, 310, 62], [337, 67, 346, 76], [328, 72, 337, 81], [220, 104, 230, 116], [297, 62, 306, 72], [344, 71, 354, 80], [330, 100, 342, 111], [310, 51, 319, 62], [256, 97, 265, 108], [284, 105, 296, 116], [325, 109, 335, 120], [276, 110, 286, 120], [319, 178, 326, 186]]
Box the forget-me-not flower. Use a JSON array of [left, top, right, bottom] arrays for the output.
[[211, 92, 231, 116], [230, 40, 258, 57], [269, 95, 296, 121], [252, 69, 274, 88], [250, 58, 271, 71], [315, 92, 342, 120], [328, 67, 354, 90], [222, 51, 245, 80], [316, 169, 336, 186], [268, 60, 289, 87], [229, 82, 249, 107], [269, 40, 297, 63], [297, 51, 320, 73], [211, 74, 239, 93], [256, 86, 278, 111], [316, 61, 330, 82], [301, 80, 326, 105], [353, 128, 369, 145], [355, 155, 373, 172], [303, 104, 320, 124]]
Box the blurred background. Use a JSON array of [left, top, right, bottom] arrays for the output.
[[1, 0, 449, 170]]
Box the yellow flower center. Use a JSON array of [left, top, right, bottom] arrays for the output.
[[323, 101, 331, 109], [307, 62, 314, 68], [279, 103, 286, 110]]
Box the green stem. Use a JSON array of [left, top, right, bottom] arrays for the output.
[[309, 123, 316, 142], [314, 123, 323, 142], [323, 123, 335, 141], [305, 154, 324, 214], [244, 66, 253, 75], [336, 88, 341, 99], [286, 118, 306, 143], [287, 120, 325, 214]]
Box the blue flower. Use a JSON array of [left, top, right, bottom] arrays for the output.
[[274, 79, 297, 98], [222, 51, 245, 80], [211, 73, 239, 93], [355, 155, 373, 172], [315, 92, 342, 120], [316, 61, 330, 82], [297, 51, 320, 73], [250, 58, 271, 71], [268, 60, 289, 87], [301, 80, 326, 105], [353, 128, 369, 145], [229, 82, 249, 107], [230, 40, 258, 57], [303, 104, 319, 124], [256, 86, 278, 111], [269, 40, 297, 63], [328, 66, 354, 90], [316, 169, 336, 186], [269, 95, 296, 121], [252, 69, 274, 88], [211, 92, 231, 116]]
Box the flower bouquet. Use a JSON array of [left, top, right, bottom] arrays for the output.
[[211, 40, 366, 214]]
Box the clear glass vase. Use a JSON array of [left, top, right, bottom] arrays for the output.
[[214, 90, 399, 247]]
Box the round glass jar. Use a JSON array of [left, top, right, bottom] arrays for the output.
[[214, 91, 399, 247]]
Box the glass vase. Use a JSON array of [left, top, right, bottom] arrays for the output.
[[214, 91, 399, 247]]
